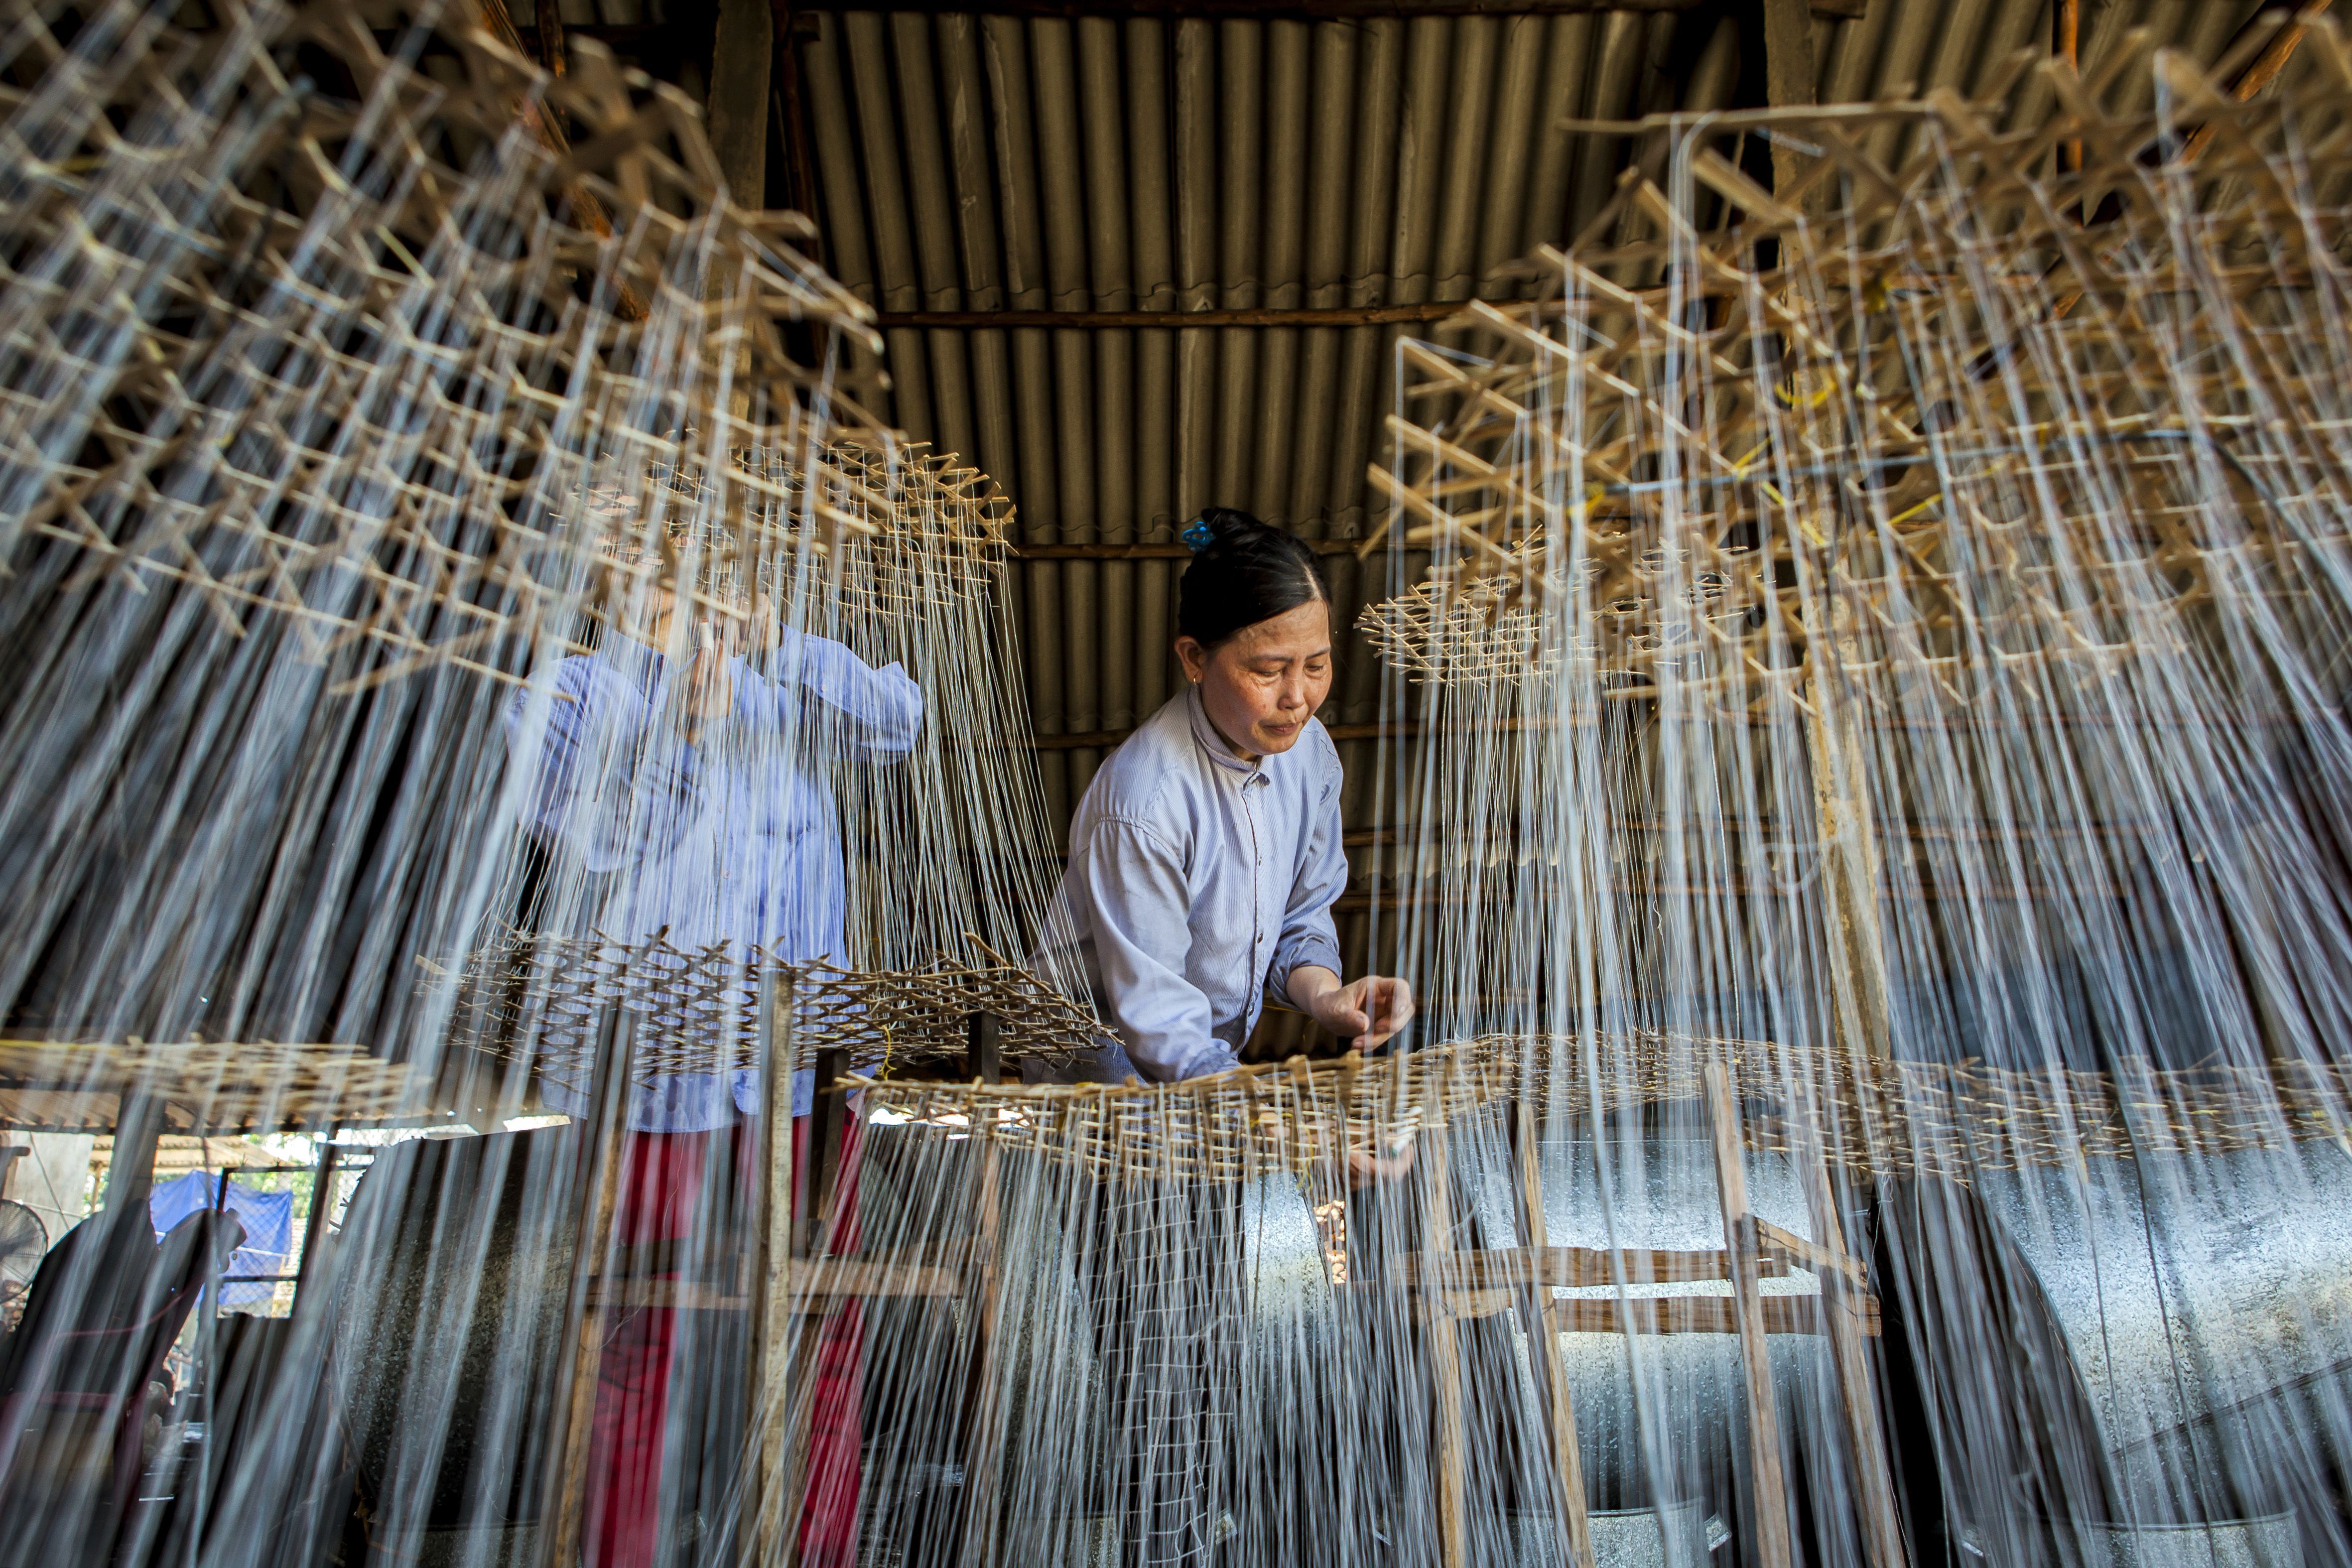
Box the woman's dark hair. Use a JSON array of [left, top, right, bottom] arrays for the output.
[[1176, 507, 1328, 648]]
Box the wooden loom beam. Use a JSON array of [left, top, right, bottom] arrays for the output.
[[779, 1042, 846, 1567], [958, 1011, 1009, 1566], [746, 969, 797, 1568], [1706, 1062, 1795, 1568], [541, 1008, 639, 1568], [708, 0, 775, 205], [1510, 1099, 1595, 1568], [1425, 1121, 1472, 1568], [1802, 1137, 1909, 1568]]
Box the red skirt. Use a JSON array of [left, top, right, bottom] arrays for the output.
[[583, 1113, 863, 1568]]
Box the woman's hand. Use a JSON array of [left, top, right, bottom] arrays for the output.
[[1346, 1136, 1417, 1189], [620, 578, 760, 745], [1288, 967, 1415, 1050], [671, 647, 734, 743]]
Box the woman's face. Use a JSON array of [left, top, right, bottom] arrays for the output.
[[1176, 596, 1334, 760]]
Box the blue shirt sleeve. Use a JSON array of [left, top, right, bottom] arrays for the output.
[[766, 627, 924, 758], [1071, 816, 1240, 1083], [1268, 735, 1348, 1007], [506, 658, 707, 873]]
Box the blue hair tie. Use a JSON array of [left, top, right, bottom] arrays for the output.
[[1180, 518, 1216, 553]]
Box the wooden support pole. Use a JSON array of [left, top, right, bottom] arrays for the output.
[[99, 1090, 164, 1219], [745, 968, 797, 1568], [1424, 1123, 1470, 1568], [708, 0, 775, 206], [541, 1007, 638, 1568], [1802, 1146, 1908, 1568], [958, 1012, 1006, 1568], [532, 0, 566, 73], [808, 1046, 846, 1242], [1760, 0, 1818, 202], [2179, 2, 2333, 167], [290, 1132, 341, 1313], [2055, 0, 2082, 178], [780, 1044, 843, 1566], [1509, 1100, 1593, 1568], [1802, 599, 1894, 1063], [1704, 1063, 1793, 1568], [773, 6, 820, 220]]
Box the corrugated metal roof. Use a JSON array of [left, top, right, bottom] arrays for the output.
[[525, 0, 2283, 1052]]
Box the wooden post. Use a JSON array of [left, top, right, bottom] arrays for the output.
[[746, 967, 798, 1568], [1802, 1146, 1908, 1568], [2055, 0, 2082, 180], [1510, 1099, 1593, 1568], [1759, 0, 1817, 201], [1424, 1122, 1469, 1568], [707, 0, 774, 206], [1772, 0, 1892, 1078], [100, 1090, 164, 1220], [779, 1045, 844, 1562], [531, 0, 566, 74], [541, 1007, 638, 1568], [773, 7, 821, 222], [1704, 1062, 1793, 1568], [958, 1011, 1005, 1568], [291, 1133, 342, 1315], [1802, 597, 1894, 1064], [809, 1046, 846, 1237]]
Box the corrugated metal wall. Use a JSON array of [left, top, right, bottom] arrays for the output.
[[786, 0, 2263, 790], [524, 0, 2278, 1052], [800, 10, 1729, 838]]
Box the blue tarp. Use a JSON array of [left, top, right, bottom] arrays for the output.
[[149, 1171, 295, 1307]]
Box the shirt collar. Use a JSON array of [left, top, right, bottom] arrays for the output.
[[1185, 685, 1265, 781]]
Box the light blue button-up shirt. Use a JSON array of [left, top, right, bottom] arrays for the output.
[[1037, 686, 1349, 1083], [505, 628, 923, 1129]]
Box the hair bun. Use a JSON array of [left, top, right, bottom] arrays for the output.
[[1175, 507, 1328, 648]]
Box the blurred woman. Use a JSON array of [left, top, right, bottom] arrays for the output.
[[508, 535, 920, 1568]]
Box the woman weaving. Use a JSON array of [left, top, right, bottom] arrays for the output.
[[1040, 508, 1414, 1566], [507, 500, 921, 1568], [1043, 507, 1412, 1083]]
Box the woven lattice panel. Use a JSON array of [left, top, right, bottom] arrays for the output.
[[852, 1035, 1515, 1185], [641, 440, 1013, 623], [848, 1029, 2352, 1184], [1356, 38, 2352, 713], [0, 2, 1023, 691], [1513, 1033, 2352, 1175], [0, 1039, 436, 1129], [434, 931, 1107, 1099]]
